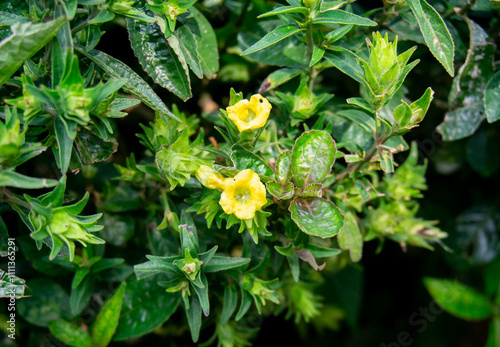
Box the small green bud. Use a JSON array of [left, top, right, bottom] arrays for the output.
[[155, 147, 203, 188], [174, 248, 203, 281], [166, 280, 191, 297]]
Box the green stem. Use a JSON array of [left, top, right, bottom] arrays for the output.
[[1, 188, 32, 210], [305, 22, 316, 90], [334, 110, 384, 183]]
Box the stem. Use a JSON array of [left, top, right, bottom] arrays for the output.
[[458, 0, 476, 16], [305, 21, 317, 90], [1, 188, 32, 210], [334, 141, 380, 183], [71, 8, 97, 35], [334, 110, 385, 183]]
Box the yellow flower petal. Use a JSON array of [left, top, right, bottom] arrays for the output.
[[219, 169, 267, 220], [226, 94, 272, 132]]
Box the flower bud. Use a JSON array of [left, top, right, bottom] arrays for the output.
[[195, 165, 227, 190]]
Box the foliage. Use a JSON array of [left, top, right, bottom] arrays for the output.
[[0, 0, 499, 345]]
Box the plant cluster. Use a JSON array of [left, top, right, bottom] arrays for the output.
[[0, 0, 499, 346]]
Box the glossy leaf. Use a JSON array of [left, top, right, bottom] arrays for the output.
[[484, 71, 500, 123], [0, 269, 26, 297], [92, 282, 126, 347], [424, 277, 492, 320], [437, 103, 484, 142], [127, 15, 191, 100], [407, 0, 454, 76], [276, 150, 293, 183], [241, 25, 305, 56], [114, 278, 180, 340], [0, 17, 66, 86], [289, 197, 344, 238], [266, 181, 294, 200], [313, 9, 376, 26], [48, 320, 92, 347], [437, 19, 493, 140], [230, 145, 275, 180], [76, 48, 180, 121], [75, 130, 117, 164], [292, 130, 336, 189]]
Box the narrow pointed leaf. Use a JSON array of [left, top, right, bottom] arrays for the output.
[[241, 25, 305, 56], [407, 0, 454, 76]]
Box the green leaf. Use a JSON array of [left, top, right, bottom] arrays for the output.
[[289, 197, 344, 238], [0, 17, 66, 86], [17, 278, 72, 327], [238, 22, 308, 68], [424, 277, 492, 320], [312, 9, 376, 26], [75, 130, 117, 164], [484, 71, 500, 123], [92, 282, 126, 347], [437, 18, 493, 141], [182, 7, 219, 78], [304, 244, 341, 258], [258, 68, 302, 94], [54, 117, 76, 173], [288, 251, 300, 282], [76, 48, 180, 122], [230, 145, 275, 181], [220, 284, 238, 325], [266, 181, 294, 200], [127, 15, 191, 100], [0, 170, 58, 189], [437, 103, 484, 142], [0, 269, 26, 297], [0, 11, 29, 28], [337, 212, 363, 262], [258, 6, 309, 18], [70, 277, 94, 316], [113, 277, 180, 340], [48, 320, 92, 347], [276, 151, 293, 183], [309, 45, 325, 67], [323, 48, 364, 84], [186, 294, 202, 342], [241, 25, 305, 56], [204, 255, 251, 273], [407, 0, 454, 76], [292, 130, 336, 189]]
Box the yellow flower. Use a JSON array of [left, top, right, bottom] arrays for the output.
[[219, 169, 267, 220], [195, 165, 227, 190], [226, 94, 272, 132]]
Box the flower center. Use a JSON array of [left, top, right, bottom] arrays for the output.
[[234, 186, 252, 204], [182, 262, 197, 274], [242, 107, 257, 123]]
